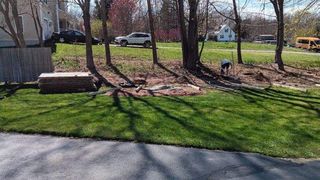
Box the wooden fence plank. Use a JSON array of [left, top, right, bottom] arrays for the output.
[[0, 48, 54, 82]]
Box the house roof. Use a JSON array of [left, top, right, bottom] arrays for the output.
[[208, 24, 234, 35]]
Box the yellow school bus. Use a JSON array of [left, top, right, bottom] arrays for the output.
[[295, 37, 320, 51]]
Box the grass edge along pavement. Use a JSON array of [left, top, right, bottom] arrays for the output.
[[0, 85, 319, 159]]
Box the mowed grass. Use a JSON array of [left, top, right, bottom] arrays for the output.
[[1, 86, 320, 158], [53, 43, 320, 68], [157, 42, 303, 51]]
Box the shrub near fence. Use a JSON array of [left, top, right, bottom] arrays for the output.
[[0, 48, 54, 82]]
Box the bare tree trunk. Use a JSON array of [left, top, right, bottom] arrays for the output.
[[176, 0, 188, 68], [80, 0, 97, 73], [271, 0, 285, 71], [147, 0, 158, 64], [101, 0, 112, 65], [186, 0, 199, 70], [11, 0, 25, 47], [232, 0, 243, 64]]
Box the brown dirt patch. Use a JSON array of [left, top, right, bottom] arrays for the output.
[[54, 57, 320, 96]]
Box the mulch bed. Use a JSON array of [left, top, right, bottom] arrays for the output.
[[54, 57, 320, 96]]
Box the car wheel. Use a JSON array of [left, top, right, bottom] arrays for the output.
[[144, 41, 151, 48], [120, 40, 128, 47], [59, 37, 65, 43]]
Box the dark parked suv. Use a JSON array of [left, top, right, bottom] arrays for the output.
[[52, 30, 100, 45]]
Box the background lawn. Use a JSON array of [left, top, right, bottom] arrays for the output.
[[53, 43, 320, 68], [157, 42, 303, 51], [1, 86, 319, 158]]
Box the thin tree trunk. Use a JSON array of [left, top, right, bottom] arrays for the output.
[[236, 21, 242, 64], [11, 0, 26, 47], [186, 0, 199, 70], [271, 0, 285, 71], [147, 0, 158, 64], [82, 1, 97, 73], [101, 0, 112, 65], [232, 0, 243, 64]]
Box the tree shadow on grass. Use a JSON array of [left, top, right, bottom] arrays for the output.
[[0, 84, 39, 99], [188, 63, 242, 89], [109, 64, 134, 84], [251, 64, 320, 84], [0, 95, 96, 131], [235, 88, 320, 117], [110, 89, 245, 150], [105, 81, 320, 155], [1, 81, 320, 179]]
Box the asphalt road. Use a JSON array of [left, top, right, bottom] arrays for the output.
[[0, 133, 319, 180]]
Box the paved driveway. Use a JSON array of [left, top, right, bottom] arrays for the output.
[[0, 133, 319, 180]]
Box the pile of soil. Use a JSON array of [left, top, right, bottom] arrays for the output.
[[54, 57, 320, 96]]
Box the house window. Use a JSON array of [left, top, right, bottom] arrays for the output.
[[18, 16, 24, 33], [225, 28, 229, 33], [220, 35, 224, 39]]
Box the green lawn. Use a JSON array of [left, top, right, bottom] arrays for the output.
[[157, 42, 303, 51], [53, 43, 320, 68], [1, 86, 319, 158]]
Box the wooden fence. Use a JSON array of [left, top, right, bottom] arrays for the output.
[[0, 48, 54, 82]]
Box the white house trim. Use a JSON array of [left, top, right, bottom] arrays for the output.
[[206, 24, 236, 42]]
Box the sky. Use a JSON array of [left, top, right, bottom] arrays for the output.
[[219, 0, 317, 18]]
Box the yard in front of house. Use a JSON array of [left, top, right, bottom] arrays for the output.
[[1, 85, 320, 158], [1, 41, 320, 159]]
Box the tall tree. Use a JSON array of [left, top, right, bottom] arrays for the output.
[[0, 0, 26, 47], [232, 0, 243, 64], [147, 0, 158, 64], [176, 0, 200, 70], [100, 0, 112, 65], [75, 0, 97, 73], [270, 0, 285, 70]]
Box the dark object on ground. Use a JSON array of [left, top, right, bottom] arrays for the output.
[[133, 78, 147, 85], [119, 82, 136, 88], [52, 30, 100, 45], [221, 59, 232, 75], [38, 72, 97, 94]]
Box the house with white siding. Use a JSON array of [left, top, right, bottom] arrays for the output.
[[206, 24, 236, 42], [0, 0, 79, 47]]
